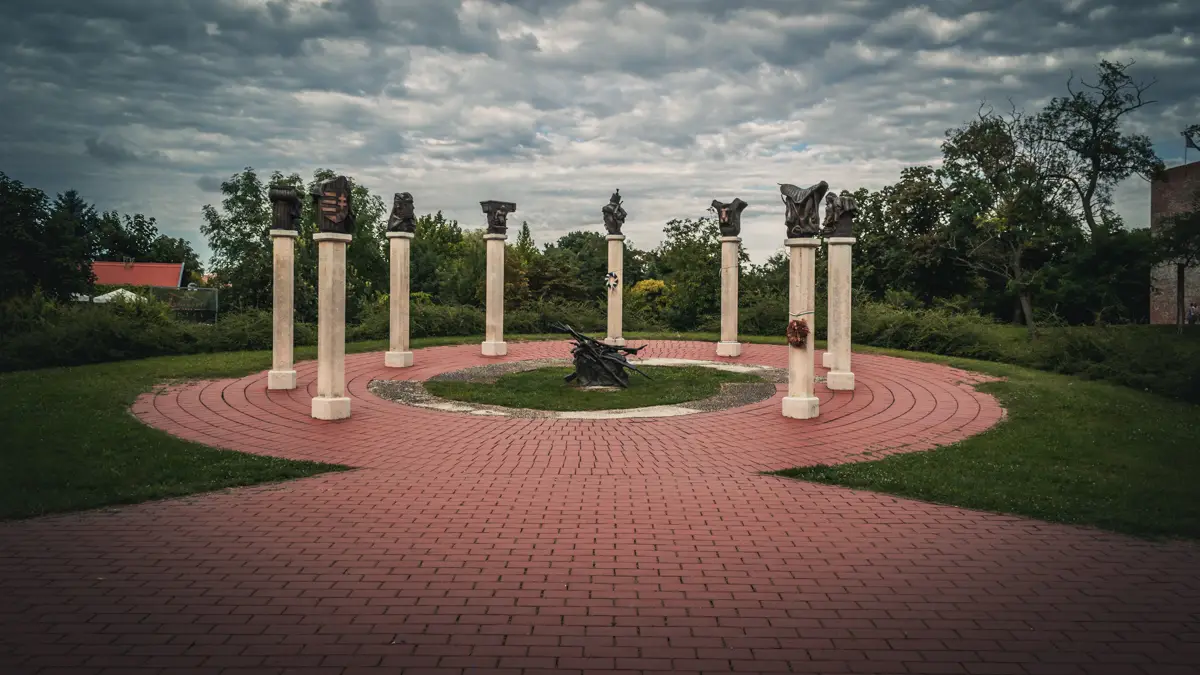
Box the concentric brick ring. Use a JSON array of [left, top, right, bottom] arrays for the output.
[[133, 340, 1005, 476]]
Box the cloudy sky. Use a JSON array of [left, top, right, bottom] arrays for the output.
[[2, 0, 1198, 264]]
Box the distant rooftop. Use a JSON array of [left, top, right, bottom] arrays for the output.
[[92, 261, 184, 288]]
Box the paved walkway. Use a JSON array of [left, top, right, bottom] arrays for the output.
[[1, 341, 1197, 675]]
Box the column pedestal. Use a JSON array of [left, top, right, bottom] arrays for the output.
[[268, 229, 298, 390], [482, 233, 508, 356], [717, 236, 742, 357], [825, 237, 855, 390], [605, 234, 625, 346], [385, 232, 414, 368], [782, 238, 820, 419], [312, 232, 352, 420]]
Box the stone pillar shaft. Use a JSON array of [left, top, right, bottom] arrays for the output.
[[482, 234, 508, 356], [312, 233, 352, 420], [782, 238, 820, 419], [606, 235, 625, 346], [268, 230, 298, 390], [385, 232, 414, 368], [717, 236, 742, 357], [825, 237, 855, 390]]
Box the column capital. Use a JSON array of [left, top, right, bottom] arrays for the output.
[[269, 229, 299, 238], [785, 237, 821, 248], [483, 233, 507, 241], [386, 231, 415, 240], [826, 237, 857, 245], [313, 232, 352, 243], [606, 234, 626, 242], [719, 236, 742, 244]]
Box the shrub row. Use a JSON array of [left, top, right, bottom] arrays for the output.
[[3, 293, 1196, 403]]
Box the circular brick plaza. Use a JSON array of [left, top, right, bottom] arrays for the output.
[[1, 340, 1198, 675]]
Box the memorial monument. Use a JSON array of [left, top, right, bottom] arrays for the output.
[[558, 323, 648, 388], [712, 197, 749, 357], [310, 176, 354, 420], [267, 185, 301, 390], [779, 181, 827, 419], [821, 191, 857, 390], [481, 199, 516, 356], [602, 189, 627, 346], [385, 192, 416, 368]]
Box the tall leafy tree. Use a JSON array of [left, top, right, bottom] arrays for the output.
[[942, 108, 1079, 332], [0, 173, 94, 300], [1035, 60, 1164, 237]]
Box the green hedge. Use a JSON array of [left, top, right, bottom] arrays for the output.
[[3, 293, 1197, 404], [851, 303, 1200, 403]]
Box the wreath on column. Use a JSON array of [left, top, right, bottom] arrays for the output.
[[786, 318, 810, 348]]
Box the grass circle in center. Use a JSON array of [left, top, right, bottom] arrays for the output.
[[423, 365, 761, 411]]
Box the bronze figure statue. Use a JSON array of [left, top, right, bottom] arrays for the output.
[[311, 176, 355, 235], [480, 200, 517, 235], [711, 197, 749, 237], [268, 185, 302, 231], [557, 323, 649, 388], [821, 191, 857, 238], [602, 189, 627, 236], [387, 192, 416, 233], [779, 181, 828, 238]]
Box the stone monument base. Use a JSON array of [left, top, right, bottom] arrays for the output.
[[822, 351, 834, 368], [481, 341, 508, 357], [781, 395, 819, 420], [267, 370, 297, 391], [716, 341, 742, 357], [311, 396, 351, 421], [604, 337, 626, 347], [826, 371, 855, 391], [385, 351, 414, 368]]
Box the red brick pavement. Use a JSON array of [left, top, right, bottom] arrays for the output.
[[1, 341, 1197, 675]]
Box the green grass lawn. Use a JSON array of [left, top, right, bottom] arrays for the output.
[[0, 333, 558, 521], [774, 346, 1200, 540], [424, 365, 760, 411]]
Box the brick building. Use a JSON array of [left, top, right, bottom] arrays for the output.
[[1149, 160, 1200, 324]]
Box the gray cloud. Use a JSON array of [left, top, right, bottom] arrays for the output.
[[1, 0, 1198, 265]]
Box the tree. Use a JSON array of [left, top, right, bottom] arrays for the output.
[[1153, 189, 1200, 333], [652, 217, 730, 329], [200, 168, 274, 314], [1035, 60, 1164, 237], [0, 173, 94, 300], [942, 107, 1079, 333]]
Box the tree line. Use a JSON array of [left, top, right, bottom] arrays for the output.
[[0, 173, 204, 301], [3, 60, 1198, 333]]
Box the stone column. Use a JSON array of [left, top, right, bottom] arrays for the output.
[[824, 237, 855, 390], [311, 232, 352, 420], [267, 229, 298, 390], [385, 231, 414, 368], [605, 234, 625, 346], [782, 238, 820, 419], [717, 236, 742, 357], [482, 233, 508, 356]]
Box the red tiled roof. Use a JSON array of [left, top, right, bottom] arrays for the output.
[[92, 261, 184, 288]]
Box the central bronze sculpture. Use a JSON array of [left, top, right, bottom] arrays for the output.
[[557, 323, 649, 388]]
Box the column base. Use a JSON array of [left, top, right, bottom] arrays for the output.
[[311, 396, 351, 420], [781, 396, 820, 420], [481, 341, 508, 357], [267, 370, 297, 390], [826, 371, 855, 391], [821, 351, 834, 369], [716, 341, 742, 357], [604, 337, 626, 347], [385, 351, 414, 368]]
